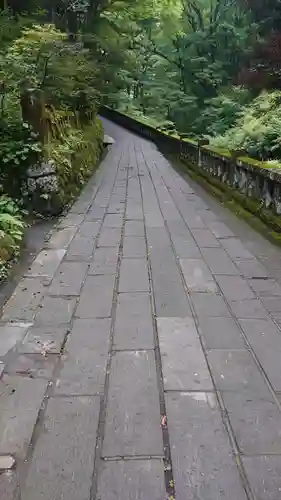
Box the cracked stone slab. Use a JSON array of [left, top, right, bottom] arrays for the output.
[[0, 375, 48, 458], [157, 317, 213, 390], [55, 318, 110, 395], [0, 323, 32, 357], [97, 460, 166, 500], [26, 249, 66, 278], [166, 392, 247, 500], [180, 258, 218, 293], [114, 293, 154, 350], [21, 396, 100, 500], [102, 351, 163, 457]]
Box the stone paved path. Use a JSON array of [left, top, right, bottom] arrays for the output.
[[1, 120, 281, 499]]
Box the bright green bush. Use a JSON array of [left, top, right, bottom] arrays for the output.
[[211, 91, 281, 160], [0, 194, 25, 280]]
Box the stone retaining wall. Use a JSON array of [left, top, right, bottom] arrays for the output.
[[101, 107, 281, 216]]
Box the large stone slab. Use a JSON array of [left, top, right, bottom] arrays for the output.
[[166, 392, 247, 500], [55, 318, 110, 395], [98, 227, 122, 247], [119, 259, 149, 292], [123, 237, 147, 258], [21, 396, 100, 500], [249, 278, 281, 297], [191, 292, 231, 317], [89, 247, 119, 276], [157, 317, 213, 390], [124, 221, 145, 237], [103, 214, 123, 228], [76, 275, 115, 318], [242, 456, 281, 500], [222, 391, 281, 455], [207, 350, 269, 393], [215, 275, 255, 301], [114, 293, 154, 350], [26, 249, 66, 278], [0, 471, 19, 500], [201, 247, 240, 275], [235, 259, 268, 279], [191, 228, 220, 248], [18, 325, 68, 354], [198, 316, 246, 349], [2, 277, 46, 322], [180, 258, 218, 293], [208, 221, 235, 239], [97, 460, 166, 500], [102, 351, 163, 457], [65, 234, 96, 261], [220, 237, 254, 261], [229, 298, 269, 319], [45, 226, 77, 250], [238, 318, 281, 391], [0, 323, 31, 357], [4, 353, 56, 379], [48, 262, 88, 296], [35, 296, 77, 325], [0, 376, 48, 458]]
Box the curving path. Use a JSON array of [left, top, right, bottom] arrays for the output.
[[1, 119, 281, 499]]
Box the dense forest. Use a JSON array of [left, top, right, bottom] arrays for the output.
[[0, 0, 281, 276]]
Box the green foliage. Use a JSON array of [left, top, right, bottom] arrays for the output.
[[0, 193, 25, 280], [211, 91, 281, 160]]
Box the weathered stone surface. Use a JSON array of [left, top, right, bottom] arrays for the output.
[[242, 456, 281, 500], [114, 293, 154, 350], [0, 323, 31, 357], [220, 238, 254, 261], [207, 350, 269, 392], [103, 351, 163, 457], [55, 318, 110, 395], [208, 221, 235, 239], [2, 277, 46, 322], [18, 325, 68, 354], [198, 316, 246, 349], [222, 391, 281, 455], [235, 259, 268, 279], [0, 376, 48, 458], [124, 221, 145, 237], [0, 471, 19, 500], [45, 227, 77, 250], [261, 296, 281, 313], [201, 247, 240, 275], [119, 259, 149, 292], [180, 258, 218, 292], [48, 262, 88, 296], [249, 278, 281, 297], [166, 392, 247, 500], [98, 227, 122, 247], [191, 292, 231, 317], [89, 247, 119, 275], [215, 275, 255, 301], [21, 396, 99, 500], [76, 275, 115, 318], [35, 296, 77, 325], [157, 317, 213, 390], [97, 460, 166, 500], [229, 298, 269, 319], [168, 222, 201, 258], [4, 353, 56, 379], [26, 249, 66, 278], [78, 221, 101, 238], [65, 234, 96, 261], [191, 228, 220, 248], [103, 214, 123, 228], [123, 237, 147, 258], [238, 318, 281, 391]]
